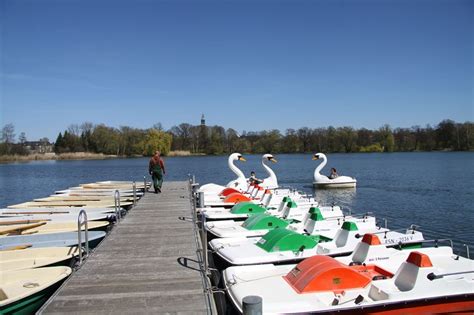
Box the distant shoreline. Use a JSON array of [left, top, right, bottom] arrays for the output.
[[0, 152, 117, 163], [0, 150, 205, 163], [1, 149, 471, 163]]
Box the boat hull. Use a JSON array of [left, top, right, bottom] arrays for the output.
[[313, 181, 356, 188], [287, 294, 474, 314], [0, 279, 67, 315]]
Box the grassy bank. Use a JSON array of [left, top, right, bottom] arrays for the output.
[[167, 150, 205, 157], [0, 152, 118, 163]]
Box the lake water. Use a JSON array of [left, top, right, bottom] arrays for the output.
[[0, 152, 472, 253]]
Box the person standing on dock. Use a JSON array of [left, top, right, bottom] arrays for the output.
[[149, 150, 166, 193]]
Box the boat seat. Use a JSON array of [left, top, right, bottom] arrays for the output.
[[281, 201, 298, 219], [335, 222, 358, 247], [351, 235, 374, 262], [368, 251, 434, 301], [0, 289, 7, 301]]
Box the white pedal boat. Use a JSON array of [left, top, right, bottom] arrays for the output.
[[198, 153, 249, 196], [206, 206, 352, 238], [312, 153, 357, 188], [223, 237, 474, 314], [202, 197, 329, 221], [209, 222, 424, 265]]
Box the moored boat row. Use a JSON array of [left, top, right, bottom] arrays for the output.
[[0, 180, 149, 314], [194, 153, 474, 314]]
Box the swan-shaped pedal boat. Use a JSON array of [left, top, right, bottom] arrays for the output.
[[198, 153, 247, 196], [313, 153, 357, 188], [200, 153, 279, 205], [255, 154, 278, 189]]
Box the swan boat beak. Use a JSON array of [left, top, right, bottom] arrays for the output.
[[312, 156, 319, 160], [269, 157, 277, 163], [238, 156, 246, 162]]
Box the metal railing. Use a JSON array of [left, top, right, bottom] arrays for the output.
[[133, 181, 137, 206], [77, 209, 89, 266], [114, 190, 122, 221]]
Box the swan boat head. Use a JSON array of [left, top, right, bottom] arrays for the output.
[[263, 153, 277, 163], [226, 153, 248, 189], [260, 154, 278, 189]]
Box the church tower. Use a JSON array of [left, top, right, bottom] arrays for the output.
[[201, 114, 206, 126]]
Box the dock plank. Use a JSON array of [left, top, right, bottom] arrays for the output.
[[42, 181, 209, 314]]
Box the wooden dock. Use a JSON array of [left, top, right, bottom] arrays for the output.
[[42, 181, 213, 314]]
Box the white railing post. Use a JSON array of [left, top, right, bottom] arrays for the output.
[[114, 190, 121, 221], [77, 209, 89, 266], [132, 181, 137, 206]]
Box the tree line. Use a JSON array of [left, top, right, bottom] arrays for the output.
[[169, 119, 472, 154], [1, 119, 472, 156]]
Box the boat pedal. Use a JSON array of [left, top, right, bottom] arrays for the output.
[[355, 295, 364, 304]]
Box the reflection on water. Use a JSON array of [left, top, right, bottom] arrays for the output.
[[312, 188, 357, 212]]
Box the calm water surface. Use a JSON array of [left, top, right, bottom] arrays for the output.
[[0, 152, 472, 252]]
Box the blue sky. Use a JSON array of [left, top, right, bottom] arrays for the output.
[[1, 0, 472, 141]]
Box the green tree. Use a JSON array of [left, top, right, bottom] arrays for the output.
[[282, 129, 301, 153], [377, 124, 395, 152], [141, 129, 172, 156], [337, 127, 357, 153], [90, 125, 120, 155], [54, 132, 64, 153], [436, 119, 456, 150], [1, 123, 15, 154]]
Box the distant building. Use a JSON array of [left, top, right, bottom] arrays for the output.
[[24, 141, 54, 154], [201, 114, 206, 126]]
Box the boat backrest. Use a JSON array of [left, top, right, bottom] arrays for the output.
[[335, 222, 358, 247], [303, 208, 325, 233], [351, 234, 382, 263], [263, 190, 273, 207], [394, 251, 433, 291], [281, 201, 298, 219], [277, 197, 291, 213], [0, 289, 7, 301]]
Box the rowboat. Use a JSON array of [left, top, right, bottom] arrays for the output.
[[54, 189, 143, 197], [0, 266, 72, 315], [0, 207, 118, 216], [80, 181, 148, 190], [223, 235, 474, 314], [0, 207, 119, 215], [0, 230, 106, 249], [61, 187, 139, 193], [209, 222, 424, 266], [0, 212, 115, 223], [0, 246, 79, 271], [0, 221, 110, 236], [7, 200, 133, 209], [34, 195, 134, 202]]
